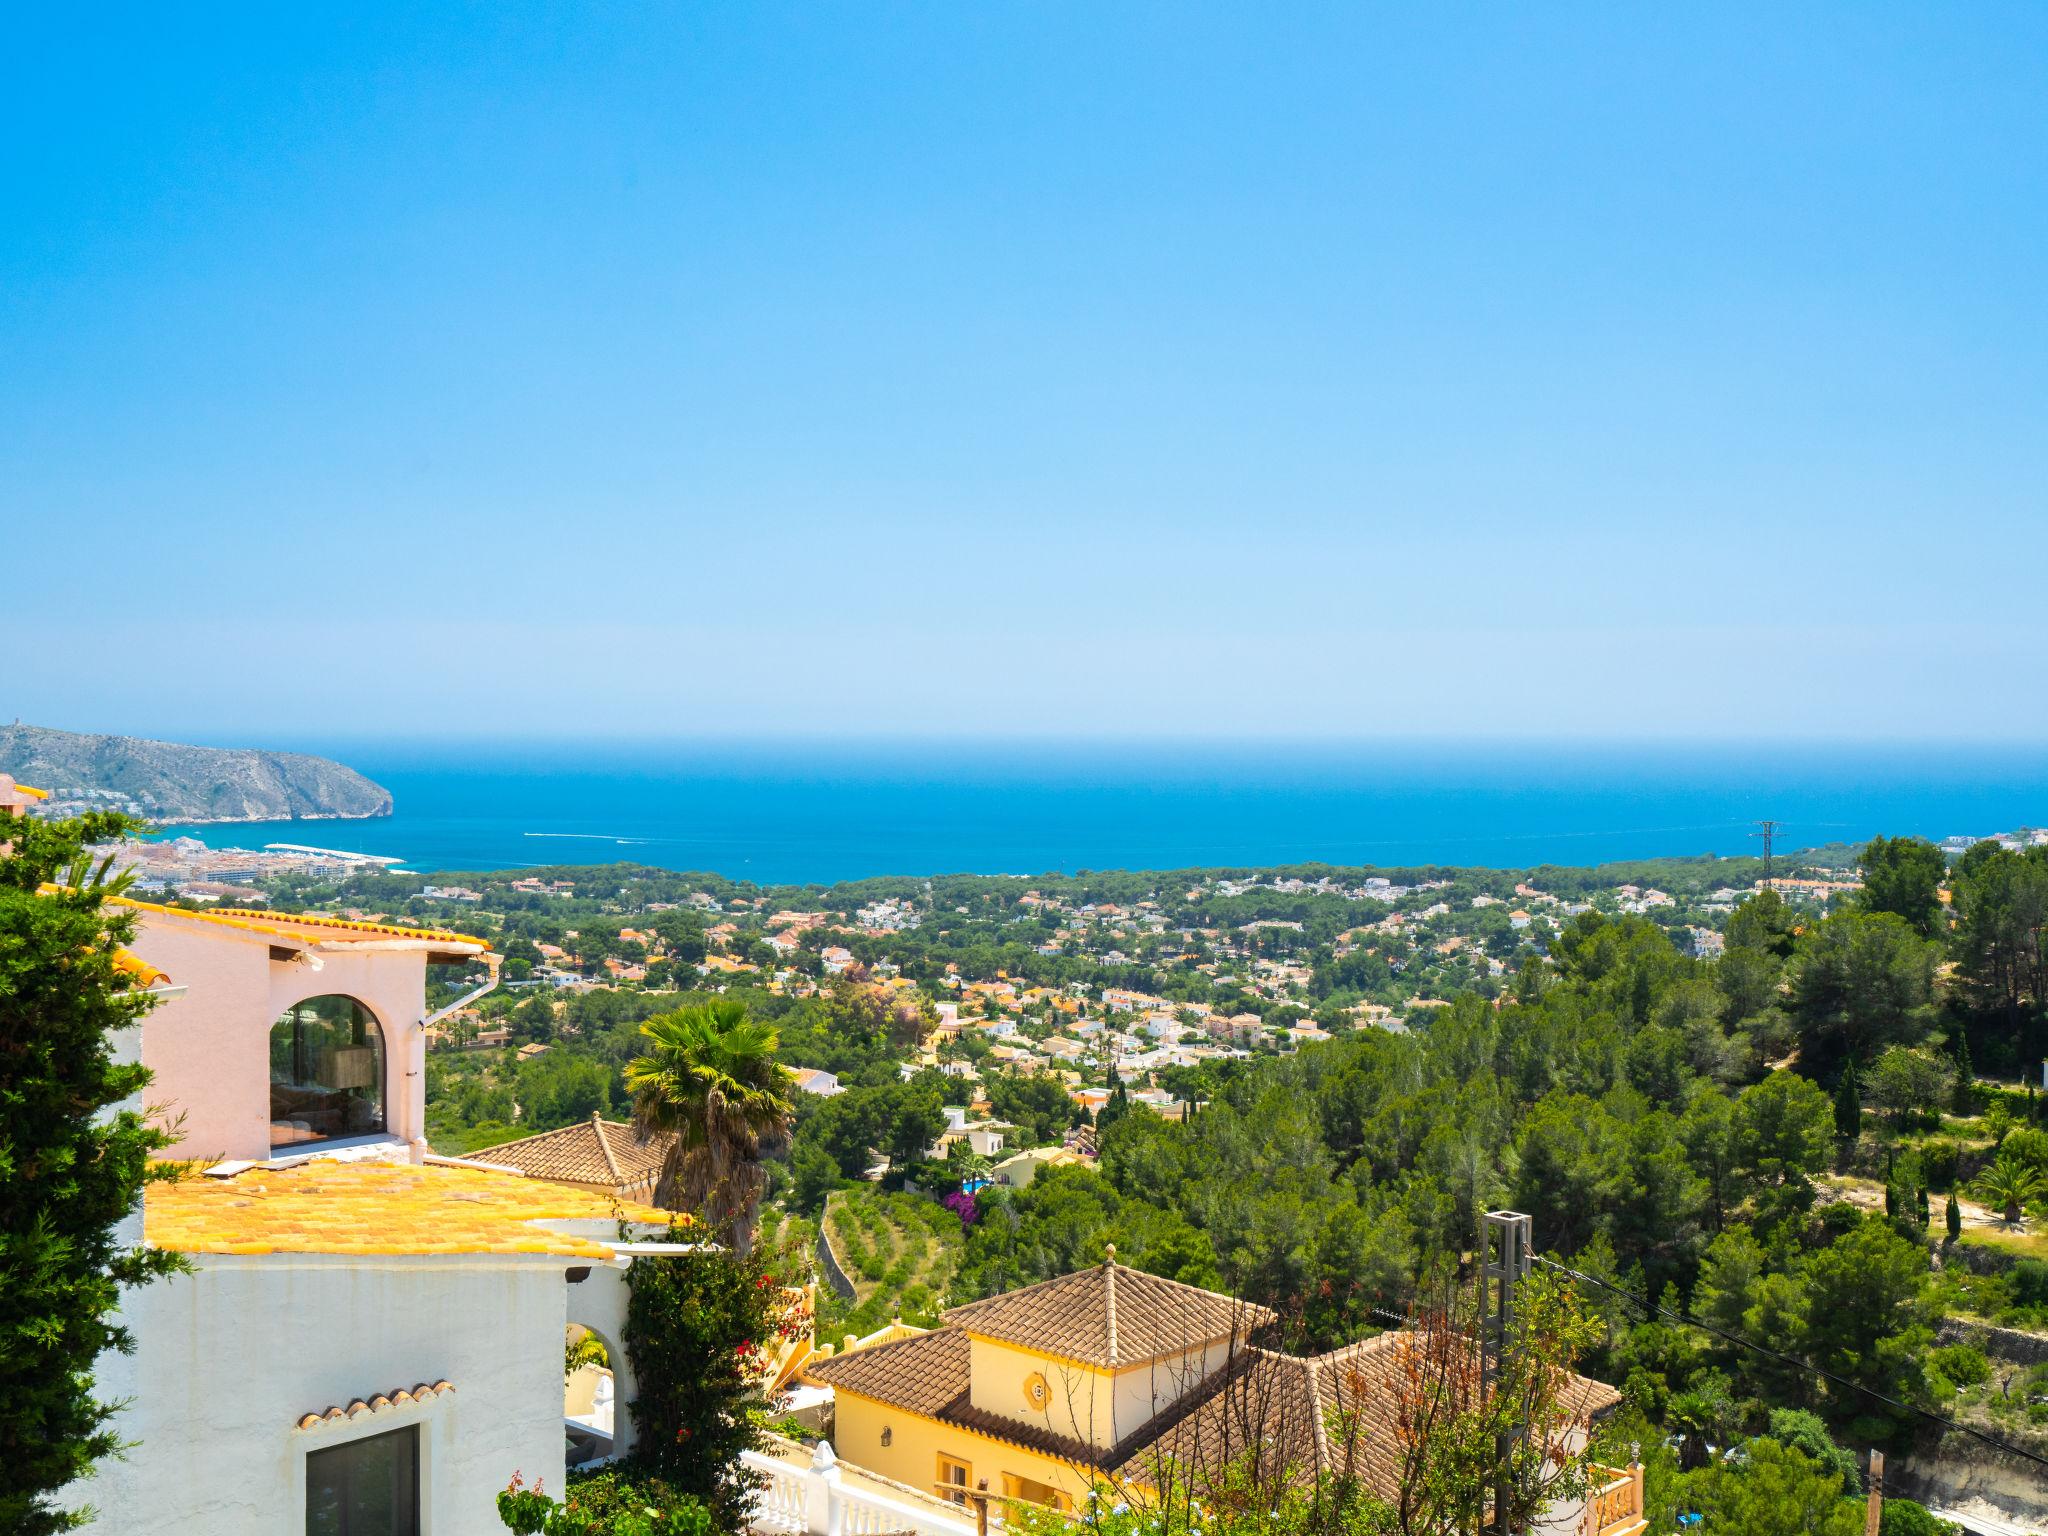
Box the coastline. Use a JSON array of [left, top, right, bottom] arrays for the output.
[[153, 807, 393, 829]]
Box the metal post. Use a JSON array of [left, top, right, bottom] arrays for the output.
[[1482, 1211, 1532, 1535]]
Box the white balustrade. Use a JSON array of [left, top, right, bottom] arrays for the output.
[[744, 1441, 986, 1536]]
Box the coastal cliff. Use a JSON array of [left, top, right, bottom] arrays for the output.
[[0, 723, 393, 825]]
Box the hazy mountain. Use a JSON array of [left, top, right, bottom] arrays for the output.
[[0, 723, 392, 825]]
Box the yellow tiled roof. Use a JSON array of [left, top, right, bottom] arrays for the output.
[[146, 1159, 677, 1259], [112, 897, 490, 951]]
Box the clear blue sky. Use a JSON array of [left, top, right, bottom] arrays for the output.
[[6, 6, 2045, 742]]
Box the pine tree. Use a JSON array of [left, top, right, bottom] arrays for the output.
[[1834, 1060, 1863, 1143], [1945, 1191, 1962, 1242], [2, 811, 184, 1535]]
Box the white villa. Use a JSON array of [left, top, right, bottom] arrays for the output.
[[60, 898, 679, 1535]]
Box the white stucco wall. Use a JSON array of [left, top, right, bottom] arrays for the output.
[[66, 1252, 582, 1535]]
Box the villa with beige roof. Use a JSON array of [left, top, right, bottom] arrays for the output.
[[806, 1255, 1643, 1535]]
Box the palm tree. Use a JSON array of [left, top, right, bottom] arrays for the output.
[[948, 1142, 994, 1190], [626, 999, 795, 1248], [1970, 1154, 2048, 1227]]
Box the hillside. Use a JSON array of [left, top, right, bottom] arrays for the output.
[[0, 723, 392, 825]]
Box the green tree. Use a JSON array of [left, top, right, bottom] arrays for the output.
[[1677, 1437, 1862, 1536], [1947, 844, 2048, 1059], [1858, 836, 1947, 937], [1834, 1060, 1863, 1143], [1789, 912, 1940, 1078], [1, 812, 185, 1536], [1734, 1072, 1835, 1190], [984, 1072, 1072, 1146], [627, 999, 796, 1246], [1765, 1407, 1861, 1493], [1865, 1046, 1954, 1130], [882, 1082, 946, 1175], [1727, 888, 1799, 960], [1798, 1220, 1933, 1426], [788, 1139, 841, 1215], [1945, 1191, 1961, 1242], [513, 1050, 613, 1130]]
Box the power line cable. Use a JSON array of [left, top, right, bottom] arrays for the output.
[[1528, 1254, 2048, 1473]]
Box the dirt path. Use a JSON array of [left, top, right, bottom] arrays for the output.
[[1817, 1173, 2023, 1236]]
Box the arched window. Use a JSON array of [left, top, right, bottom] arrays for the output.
[[270, 995, 385, 1149]]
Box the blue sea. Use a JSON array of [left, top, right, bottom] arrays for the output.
[[160, 740, 2048, 888]]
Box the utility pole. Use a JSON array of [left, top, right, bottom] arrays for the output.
[[1751, 819, 1783, 885], [1481, 1210, 1533, 1536]]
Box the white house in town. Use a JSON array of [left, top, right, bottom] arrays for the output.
[[61, 899, 677, 1536]]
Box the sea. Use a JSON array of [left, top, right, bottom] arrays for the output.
[[152, 740, 2048, 888]]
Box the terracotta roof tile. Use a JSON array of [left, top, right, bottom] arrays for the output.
[[942, 1260, 1274, 1368], [146, 1159, 675, 1260], [483, 1115, 673, 1196], [811, 1270, 1621, 1500], [295, 1381, 455, 1433], [808, 1328, 969, 1416], [1120, 1333, 1623, 1499]]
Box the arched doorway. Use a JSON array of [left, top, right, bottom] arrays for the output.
[[269, 995, 386, 1150], [564, 1325, 621, 1468]]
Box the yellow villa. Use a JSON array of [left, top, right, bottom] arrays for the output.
[[805, 1255, 1644, 1535]]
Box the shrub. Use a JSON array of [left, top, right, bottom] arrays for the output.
[[2004, 1127, 2048, 1174], [1815, 1201, 1865, 1238], [942, 1188, 980, 1226], [1880, 1497, 1961, 1535], [497, 1467, 717, 1536], [621, 1231, 797, 1530], [1765, 1408, 1860, 1494], [1920, 1138, 1959, 1191], [1932, 1343, 1991, 1389], [2010, 1259, 2048, 1310]]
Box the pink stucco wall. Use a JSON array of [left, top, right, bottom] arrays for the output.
[[129, 916, 432, 1162]]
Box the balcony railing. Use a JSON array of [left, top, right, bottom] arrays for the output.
[[1580, 1462, 1646, 1536], [750, 1442, 1641, 1536], [745, 1440, 985, 1536]]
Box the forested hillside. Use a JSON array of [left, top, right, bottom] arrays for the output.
[[924, 840, 2048, 1513]]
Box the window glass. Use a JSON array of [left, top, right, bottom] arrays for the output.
[[271, 995, 385, 1149], [937, 1454, 971, 1505], [306, 1425, 418, 1536]]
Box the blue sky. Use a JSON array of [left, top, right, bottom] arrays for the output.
[[5, 5, 2045, 742]]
